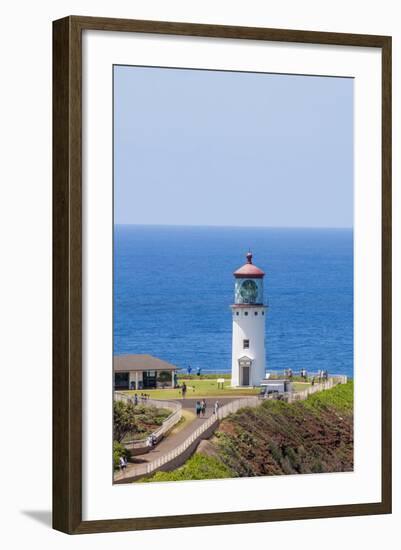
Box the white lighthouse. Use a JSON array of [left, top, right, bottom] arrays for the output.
[[231, 252, 267, 387]]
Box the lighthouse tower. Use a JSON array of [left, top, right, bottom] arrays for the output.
[[231, 252, 267, 387]]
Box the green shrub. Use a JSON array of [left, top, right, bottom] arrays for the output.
[[113, 400, 137, 442], [116, 403, 171, 443], [113, 441, 130, 469], [214, 381, 353, 478], [157, 371, 172, 385], [143, 454, 234, 482], [304, 380, 354, 414], [137, 413, 154, 424], [268, 441, 282, 463]]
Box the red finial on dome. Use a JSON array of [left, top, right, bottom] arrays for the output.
[[233, 251, 265, 279]]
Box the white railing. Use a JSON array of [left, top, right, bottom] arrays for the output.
[[289, 379, 335, 401], [114, 393, 182, 450], [263, 376, 347, 403], [332, 375, 348, 385], [271, 370, 348, 380], [143, 396, 260, 475]]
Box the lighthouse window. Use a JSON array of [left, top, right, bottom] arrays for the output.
[[243, 339, 250, 349], [244, 311, 248, 316], [254, 311, 258, 316], [262, 311, 265, 315], [236, 311, 239, 316]]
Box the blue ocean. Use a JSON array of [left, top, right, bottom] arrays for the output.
[[114, 225, 353, 377]]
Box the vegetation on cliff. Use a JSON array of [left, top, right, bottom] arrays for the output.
[[142, 453, 233, 482], [214, 381, 353, 477], [144, 382, 353, 482], [113, 400, 171, 443]]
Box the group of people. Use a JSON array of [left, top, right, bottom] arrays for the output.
[[118, 431, 158, 473], [300, 368, 308, 380], [195, 399, 219, 417], [132, 392, 151, 406], [283, 368, 329, 382], [195, 399, 207, 417], [187, 365, 202, 376], [311, 371, 329, 385], [284, 367, 306, 379], [147, 433, 157, 448]]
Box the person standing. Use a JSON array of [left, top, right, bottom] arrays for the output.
[[201, 399, 207, 417], [182, 382, 187, 399], [134, 393, 138, 406], [214, 400, 219, 415], [195, 401, 201, 417], [187, 365, 192, 375], [119, 455, 127, 473]]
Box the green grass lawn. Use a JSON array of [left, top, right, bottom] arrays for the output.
[[292, 381, 311, 392], [121, 379, 312, 400], [122, 378, 260, 400], [167, 409, 196, 435], [177, 373, 232, 380]]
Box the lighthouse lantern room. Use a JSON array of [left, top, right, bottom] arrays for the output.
[[231, 252, 267, 387]]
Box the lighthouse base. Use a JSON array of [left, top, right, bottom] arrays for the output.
[[231, 356, 266, 388]]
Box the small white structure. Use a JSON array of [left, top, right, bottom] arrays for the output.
[[231, 252, 267, 387], [260, 379, 292, 395]]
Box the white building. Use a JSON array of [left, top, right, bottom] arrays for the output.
[[113, 354, 177, 390], [231, 252, 267, 387]]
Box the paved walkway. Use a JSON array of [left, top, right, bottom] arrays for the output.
[[114, 397, 240, 482]]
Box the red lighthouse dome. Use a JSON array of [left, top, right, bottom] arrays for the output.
[[233, 251, 265, 279]]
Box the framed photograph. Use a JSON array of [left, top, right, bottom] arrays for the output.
[[53, 16, 392, 534]]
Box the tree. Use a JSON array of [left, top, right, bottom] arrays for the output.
[[113, 441, 131, 469], [157, 370, 172, 388], [113, 400, 137, 442]]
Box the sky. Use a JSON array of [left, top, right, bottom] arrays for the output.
[[114, 65, 353, 228]]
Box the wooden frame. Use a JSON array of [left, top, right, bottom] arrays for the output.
[[53, 15, 392, 534]]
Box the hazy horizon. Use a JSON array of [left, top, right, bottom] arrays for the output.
[[114, 223, 353, 230]]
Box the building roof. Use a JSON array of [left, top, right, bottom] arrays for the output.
[[113, 354, 178, 372], [233, 251, 265, 279]]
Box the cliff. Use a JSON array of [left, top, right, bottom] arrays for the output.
[[144, 381, 353, 482], [207, 381, 353, 476]]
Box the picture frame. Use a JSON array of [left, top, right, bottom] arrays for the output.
[[53, 15, 392, 534]]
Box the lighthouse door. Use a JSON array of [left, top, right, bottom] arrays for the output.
[[239, 357, 252, 386]]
